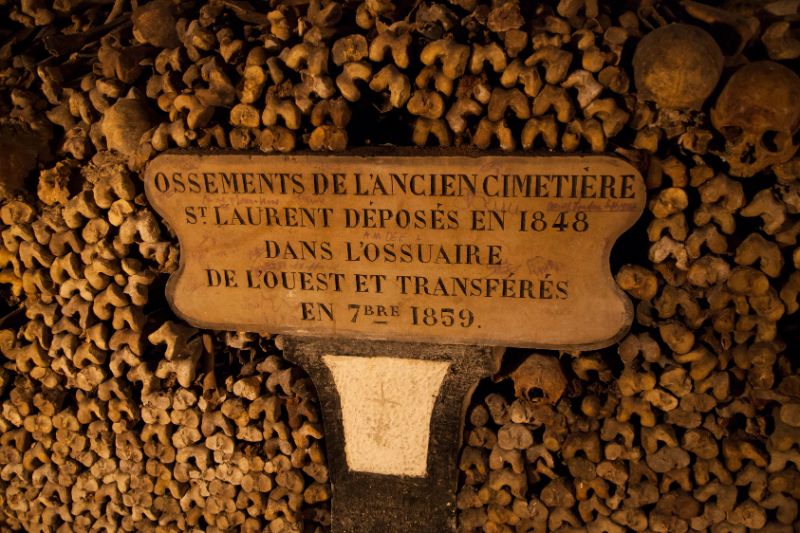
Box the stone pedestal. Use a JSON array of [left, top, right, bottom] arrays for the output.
[[283, 336, 502, 533]]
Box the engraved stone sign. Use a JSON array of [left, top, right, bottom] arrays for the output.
[[144, 150, 645, 350]]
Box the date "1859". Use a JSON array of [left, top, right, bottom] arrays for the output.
[[341, 303, 475, 328]]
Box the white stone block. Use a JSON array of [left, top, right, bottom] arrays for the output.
[[322, 354, 450, 477]]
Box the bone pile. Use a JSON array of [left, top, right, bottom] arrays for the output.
[[0, 173, 330, 529], [0, 0, 799, 531]]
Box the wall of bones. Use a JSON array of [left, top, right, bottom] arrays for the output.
[[0, 0, 798, 531]]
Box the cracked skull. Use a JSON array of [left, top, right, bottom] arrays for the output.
[[711, 61, 800, 177]]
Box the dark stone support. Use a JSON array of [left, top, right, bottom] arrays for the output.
[[283, 336, 502, 533]]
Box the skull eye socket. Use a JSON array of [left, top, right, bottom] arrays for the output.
[[720, 126, 743, 143], [526, 387, 544, 400], [761, 130, 781, 152]]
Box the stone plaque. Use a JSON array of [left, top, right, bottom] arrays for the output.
[[145, 150, 645, 350]]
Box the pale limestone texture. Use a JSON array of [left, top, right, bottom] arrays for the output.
[[322, 354, 449, 476]]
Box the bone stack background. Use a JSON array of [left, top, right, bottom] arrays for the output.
[[0, 0, 799, 531]]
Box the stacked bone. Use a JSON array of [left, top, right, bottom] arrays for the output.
[[454, 3, 800, 530], [0, 0, 641, 165], [459, 343, 800, 531], [0, 159, 329, 531], [139, 0, 637, 153], [0, 0, 799, 531]]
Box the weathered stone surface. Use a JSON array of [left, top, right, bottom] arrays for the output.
[[145, 150, 646, 350], [283, 336, 501, 533], [323, 354, 449, 476]]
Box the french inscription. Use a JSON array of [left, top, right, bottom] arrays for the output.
[[144, 151, 645, 349]]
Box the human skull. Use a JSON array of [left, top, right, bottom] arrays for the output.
[[510, 354, 566, 404], [633, 23, 723, 110], [100, 98, 156, 160], [711, 61, 800, 177]]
